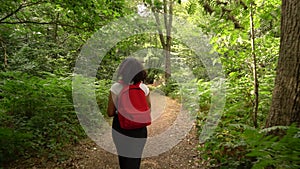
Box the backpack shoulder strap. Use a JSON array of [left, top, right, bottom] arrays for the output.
[[129, 82, 142, 89]]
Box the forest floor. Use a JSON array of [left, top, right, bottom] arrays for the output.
[[9, 93, 205, 169]]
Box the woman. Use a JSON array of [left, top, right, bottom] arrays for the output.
[[107, 57, 151, 169]]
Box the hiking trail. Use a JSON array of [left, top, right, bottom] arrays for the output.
[[10, 92, 204, 169]]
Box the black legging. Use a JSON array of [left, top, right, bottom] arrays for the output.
[[112, 115, 147, 169]]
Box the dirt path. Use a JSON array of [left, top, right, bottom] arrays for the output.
[[9, 93, 204, 169]]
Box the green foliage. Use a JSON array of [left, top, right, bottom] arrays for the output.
[[243, 125, 300, 169], [0, 0, 131, 74], [95, 79, 112, 118], [193, 0, 282, 167], [0, 71, 85, 166], [197, 80, 254, 168], [198, 128, 252, 169], [0, 0, 289, 168], [199, 124, 300, 169], [0, 127, 33, 164], [197, 79, 211, 111], [196, 70, 275, 168], [0, 1, 131, 166], [158, 78, 179, 99]]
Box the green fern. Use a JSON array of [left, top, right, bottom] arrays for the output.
[[243, 124, 300, 169]]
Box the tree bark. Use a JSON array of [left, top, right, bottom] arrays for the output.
[[250, 2, 258, 128], [265, 0, 300, 128], [164, 0, 173, 81]]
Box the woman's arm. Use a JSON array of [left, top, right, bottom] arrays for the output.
[[107, 91, 117, 117], [146, 93, 151, 109]]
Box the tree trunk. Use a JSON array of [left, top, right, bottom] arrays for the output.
[[164, 0, 173, 81], [151, 0, 173, 81], [250, 2, 258, 128], [265, 0, 300, 128]]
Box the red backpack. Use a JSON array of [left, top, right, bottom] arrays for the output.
[[117, 82, 151, 129]]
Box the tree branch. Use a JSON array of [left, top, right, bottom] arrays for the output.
[[202, 1, 245, 29], [0, 4, 23, 22], [227, 14, 244, 29], [0, 1, 48, 23], [0, 21, 88, 30]]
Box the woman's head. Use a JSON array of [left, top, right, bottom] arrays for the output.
[[117, 57, 147, 84]]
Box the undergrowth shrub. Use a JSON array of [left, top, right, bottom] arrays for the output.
[[197, 73, 276, 169], [0, 71, 86, 166], [158, 78, 179, 99], [243, 124, 300, 169], [0, 127, 32, 165], [95, 79, 112, 118]]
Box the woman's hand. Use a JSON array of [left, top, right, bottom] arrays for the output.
[[107, 91, 117, 117]]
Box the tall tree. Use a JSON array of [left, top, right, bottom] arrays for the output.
[[145, 0, 174, 81], [265, 0, 300, 127]]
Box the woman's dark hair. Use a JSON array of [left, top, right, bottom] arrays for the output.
[[117, 57, 147, 84]]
